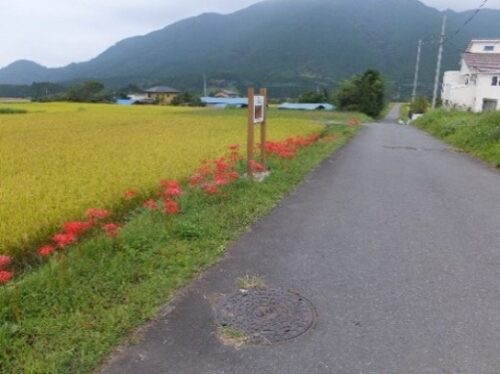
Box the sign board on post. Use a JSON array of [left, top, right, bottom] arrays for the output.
[[253, 95, 265, 124], [247, 88, 268, 177]]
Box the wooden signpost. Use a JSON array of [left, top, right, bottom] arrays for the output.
[[247, 87, 267, 177]]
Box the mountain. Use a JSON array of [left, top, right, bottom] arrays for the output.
[[1, 0, 500, 98]]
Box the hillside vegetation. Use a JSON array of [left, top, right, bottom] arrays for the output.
[[1, 0, 500, 97], [414, 109, 500, 167]]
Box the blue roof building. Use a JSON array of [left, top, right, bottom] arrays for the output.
[[278, 103, 335, 111], [201, 97, 248, 108]]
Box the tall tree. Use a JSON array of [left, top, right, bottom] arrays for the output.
[[335, 70, 385, 118]]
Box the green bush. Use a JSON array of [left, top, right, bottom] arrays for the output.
[[0, 108, 27, 114], [409, 96, 429, 115]]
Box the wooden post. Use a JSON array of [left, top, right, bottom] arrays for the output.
[[259, 88, 267, 164], [247, 87, 255, 178]]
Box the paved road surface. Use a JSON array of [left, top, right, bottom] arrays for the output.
[[102, 105, 500, 373]]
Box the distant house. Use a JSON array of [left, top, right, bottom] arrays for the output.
[[442, 39, 500, 112], [201, 97, 248, 108], [278, 103, 335, 111], [144, 86, 182, 105], [214, 90, 239, 98]]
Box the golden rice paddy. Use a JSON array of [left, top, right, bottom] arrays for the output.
[[0, 102, 323, 253]]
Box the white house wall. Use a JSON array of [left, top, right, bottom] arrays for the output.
[[468, 40, 500, 53], [473, 74, 500, 112]]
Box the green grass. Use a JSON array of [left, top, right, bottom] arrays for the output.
[[399, 103, 410, 121], [0, 123, 359, 373], [414, 109, 500, 167]]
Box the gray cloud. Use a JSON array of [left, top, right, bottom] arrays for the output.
[[1, 0, 499, 68]]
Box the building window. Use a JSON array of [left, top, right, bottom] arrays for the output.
[[492, 76, 498, 86], [484, 46, 495, 51]]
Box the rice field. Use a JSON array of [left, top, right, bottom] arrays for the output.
[[0, 102, 325, 254]]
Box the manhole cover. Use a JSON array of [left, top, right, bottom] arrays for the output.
[[215, 289, 316, 344]]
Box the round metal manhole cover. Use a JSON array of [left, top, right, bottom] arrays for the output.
[[215, 289, 317, 345]]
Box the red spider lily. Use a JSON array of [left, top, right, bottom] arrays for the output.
[[124, 189, 139, 200], [249, 160, 267, 173], [215, 157, 229, 174], [215, 174, 229, 186], [161, 180, 182, 198], [0, 255, 12, 269], [63, 221, 93, 236], [348, 118, 361, 127], [189, 173, 206, 187], [39, 245, 56, 257], [143, 199, 159, 211], [0, 271, 13, 285], [86, 208, 111, 220], [226, 171, 240, 182], [202, 183, 219, 195], [229, 144, 239, 151], [196, 161, 212, 177], [53, 233, 77, 248], [103, 223, 121, 238], [164, 199, 180, 215]]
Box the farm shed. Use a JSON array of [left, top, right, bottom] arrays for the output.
[[201, 97, 248, 108]]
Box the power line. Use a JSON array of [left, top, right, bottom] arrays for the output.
[[447, 0, 489, 42]]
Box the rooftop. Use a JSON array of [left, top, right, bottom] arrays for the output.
[[463, 53, 500, 73], [278, 103, 335, 111]]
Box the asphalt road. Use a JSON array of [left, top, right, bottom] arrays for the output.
[[102, 105, 500, 374]]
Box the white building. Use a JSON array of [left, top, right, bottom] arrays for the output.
[[442, 39, 500, 112]]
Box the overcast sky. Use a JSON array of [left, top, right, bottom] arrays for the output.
[[1, 0, 499, 68]]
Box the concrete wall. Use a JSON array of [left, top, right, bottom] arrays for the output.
[[442, 71, 475, 110]]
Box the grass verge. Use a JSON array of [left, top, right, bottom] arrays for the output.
[[0, 124, 359, 373], [414, 109, 500, 167]]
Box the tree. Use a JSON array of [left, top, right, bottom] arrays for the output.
[[170, 92, 205, 107], [65, 81, 112, 103], [298, 91, 329, 103], [335, 70, 386, 118]]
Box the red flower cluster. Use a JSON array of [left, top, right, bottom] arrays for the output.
[[264, 134, 320, 160], [0, 255, 13, 285], [143, 199, 158, 211], [190, 145, 241, 195], [64, 221, 93, 236], [164, 199, 180, 215], [0, 271, 13, 285], [348, 118, 361, 127], [249, 160, 267, 173], [86, 208, 111, 221], [124, 189, 139, 200], [0, 255, 12, 269], [39, 245, 55, 257], [103, 223, 121, 238], [160, 179, 182, 215], [53, 233, 77, 248]]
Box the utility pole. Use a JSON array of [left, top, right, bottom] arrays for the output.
[[432, 14, 447, 109], [411, 39, 422, 102], [203, 74, 207, 97]]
